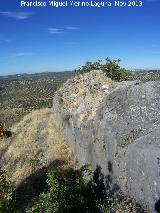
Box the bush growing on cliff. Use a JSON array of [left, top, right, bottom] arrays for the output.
[[30, 166, 99, 213], [0, 169, 15, 213], [75, 58, 127, 81]]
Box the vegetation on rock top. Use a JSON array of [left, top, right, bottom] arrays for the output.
[[75, 58, 127, 81]]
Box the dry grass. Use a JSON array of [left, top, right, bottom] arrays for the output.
[[0, 108, 78, 186], [0, 107, 27, 128]]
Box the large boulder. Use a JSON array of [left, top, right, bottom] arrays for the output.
[[53, 70, 160, 212]]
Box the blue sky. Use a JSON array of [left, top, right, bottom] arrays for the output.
[[0, 0, 160, 75]]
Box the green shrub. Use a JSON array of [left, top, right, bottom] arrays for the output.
[[75, 58, 127, 81], [0, 169, 15, 213], [30, 166, 99, 213]]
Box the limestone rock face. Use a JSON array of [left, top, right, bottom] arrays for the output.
[[53, 70, 160, 212]]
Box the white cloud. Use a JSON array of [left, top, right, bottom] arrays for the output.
[[48, 28, 64, 34], [65, 27, 79, 30], [0, 11, 32, 19], [48, 26, 79, 34], [0, 52, 34, 62], [12, 52, 34, 57]]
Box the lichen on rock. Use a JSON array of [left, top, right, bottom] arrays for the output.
[[54, 70, 112, 123]]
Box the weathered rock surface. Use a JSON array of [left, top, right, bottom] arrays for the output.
[[53, 70, 160, 212]]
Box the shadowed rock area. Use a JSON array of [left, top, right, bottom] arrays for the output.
[[53, 70, 160, 212]]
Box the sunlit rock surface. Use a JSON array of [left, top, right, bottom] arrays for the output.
[[53, 70, 160, 212]]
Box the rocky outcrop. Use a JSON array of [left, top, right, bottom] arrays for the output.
[[53, 70, 160, 212]]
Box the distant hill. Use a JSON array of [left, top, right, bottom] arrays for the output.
[[0, 71, 75, 81]]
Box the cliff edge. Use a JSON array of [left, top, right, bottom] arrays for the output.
[[53, 70, 160, 212]]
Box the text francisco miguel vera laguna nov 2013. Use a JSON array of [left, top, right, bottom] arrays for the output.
[[20, 1, 143, 8]]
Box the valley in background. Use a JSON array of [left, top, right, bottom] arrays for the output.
[[0, 71, 74, 128]]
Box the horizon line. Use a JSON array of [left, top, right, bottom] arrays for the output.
[[1, 68, 160, 77]]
